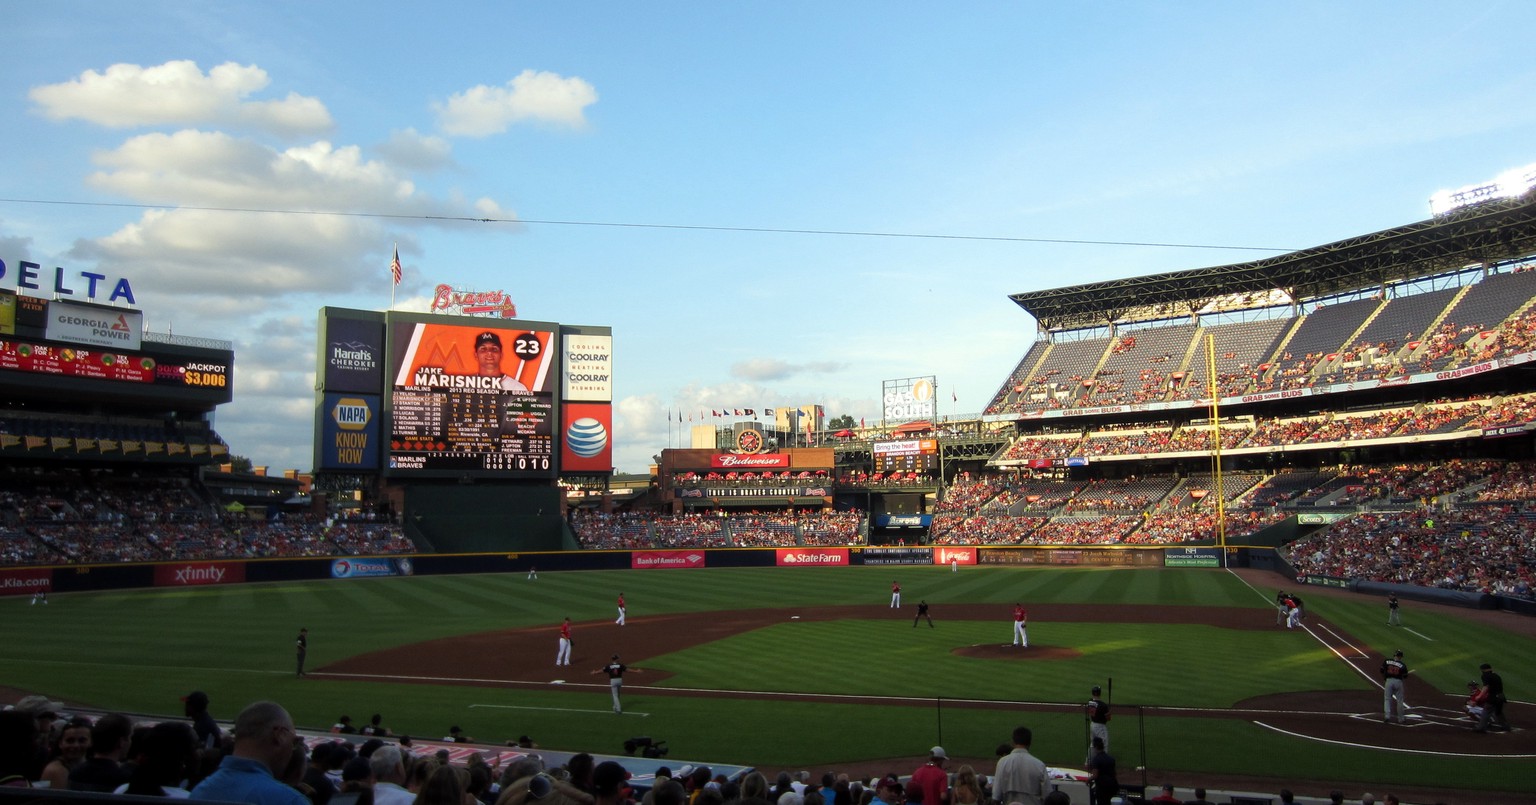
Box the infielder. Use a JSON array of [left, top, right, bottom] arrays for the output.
[[556, 617, 573, 666], [1381, 650, 1409, 723], [891, 580, 901, 608], [616, 593, 626, 626], [1012, 604, 1029, 647]]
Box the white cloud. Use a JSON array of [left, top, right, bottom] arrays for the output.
[[435, 70, 597, 137], [375, 128, 454, 172], [731, 358, 849, 381], [29, 60, 332, 136]]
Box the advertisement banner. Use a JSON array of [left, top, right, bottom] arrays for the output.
[[0, 567, 51, 597], [933, 546, 977, 566], [562, 333, 612, 402], [561, 402, 612, 473], [331, 558, 413, 579], [874, 514, 932, 527], [318, 393, 381, 471], [882, 376, 936, 423], [1163, 547, 1221, 567], [858, 547, 933, 565], [631, 551, 707, 569], [153, 562, 247, 587], [43, 299, 143, 351], [710, 453, 791, 469], [775, 548, 849, 566], [321, 315, 385, 393], [0, 290, 13, 335]]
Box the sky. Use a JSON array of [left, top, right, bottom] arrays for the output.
[[2, 2, 1534, 475]]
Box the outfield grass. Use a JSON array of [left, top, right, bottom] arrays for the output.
[[3, 565, 1531, 794]]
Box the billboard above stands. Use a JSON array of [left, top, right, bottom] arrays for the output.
[[45, 299, 142, 351], [1163, 547, 1221, 567], [0, 337, 233, 406], [883, 376, 936, 422], [873, 513, 933, 528], [710, 453, 791, 469], [318, 310, 385, 394], [561, 402, 612, 473], [317, 393, 381, 471], [561, 329, 612, 402]]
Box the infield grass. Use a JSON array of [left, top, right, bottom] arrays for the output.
[[2, 564, 1532, 794]]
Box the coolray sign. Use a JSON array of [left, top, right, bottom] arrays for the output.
[[631, 551, 706, 569], [45, 300, 143, 350], [710, 453, 791, 469], [0, 567, 51, 596], [154, 562, 245, 587], [933, 546, 976, 566], [883, 376, 936, 422], [0, 258, 137, 305], [775, 548, 849, 566], [562, 333, 612, 402], [331, 558, 412, 578]]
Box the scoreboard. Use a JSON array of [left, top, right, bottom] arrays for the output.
[[872, 439, 938, 473], [385, 318, 557, 478]]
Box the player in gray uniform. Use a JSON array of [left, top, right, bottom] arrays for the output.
[[1380, 650, 1409, 724]]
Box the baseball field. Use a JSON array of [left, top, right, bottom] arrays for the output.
[[3, 564, 1532, 800]]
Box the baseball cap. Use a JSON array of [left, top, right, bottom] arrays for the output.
[[181, 691, 209, 708], [1393, 650, 1403, 657], [612, 654, 620, 660], [593, 761, 629, 794], [1091, 685, 1101, 694], [476, 332, 501, 348], [929, 746, 946, 759], [528, 774, 553, 800]]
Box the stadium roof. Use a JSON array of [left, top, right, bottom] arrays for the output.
[[1010, 191, 1536, 332]]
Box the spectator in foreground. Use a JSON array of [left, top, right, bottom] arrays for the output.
[[69, 712, 133, 792], [119, 721, 198, 797], [40, 715, 92, 789], [993, 726, 1047, 805], [369, 746, 413, 805], [189, 700, 308, 805]]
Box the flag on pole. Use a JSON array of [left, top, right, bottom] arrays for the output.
[[952, 389, 958, 402], [390, 247, 403, 285]]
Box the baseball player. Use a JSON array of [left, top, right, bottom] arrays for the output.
[[1387, 594, 1400, 626], [594, 654, 640, 714], [616, 592, 626, 626], [1012, 604, 1029, 647], [891, 580, 902, 608], [1275, 591, 1288, 626], [1283, 595, 1301, 629], [913, 600, 934, 628], [1086, 685, 1110, 759], [1380, 650, 1409, 723], [528, 564, 538, 581], [556, 617, 573, 666]]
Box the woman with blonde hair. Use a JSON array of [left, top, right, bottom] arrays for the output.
[[951, 766, 982, 805], [414, 765, 471, 805]]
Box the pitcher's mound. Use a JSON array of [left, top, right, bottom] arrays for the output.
[[953, 644, 1081, 660]]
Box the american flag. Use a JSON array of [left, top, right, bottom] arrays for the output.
[[390, 247, 403, 285]]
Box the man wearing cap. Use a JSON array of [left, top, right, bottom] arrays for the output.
[[595, 655, 641, 714], [189, 701, 308, 805], [1380, 650, 1409, 724], [1474, 662, 1510, 732], [556, 618, 573, 667], [183, 691, 223, 749], [592, 761, 629, 805], [295, 628, 308, 678], [1085, 685, 1110, 759], [909, 746, 949, 805], [474, 332, 529, 392]]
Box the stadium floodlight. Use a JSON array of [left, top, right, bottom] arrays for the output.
[[1429, 162, 1536, 216]]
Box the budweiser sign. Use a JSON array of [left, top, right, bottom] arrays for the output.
[[710, 453, 792, 469]]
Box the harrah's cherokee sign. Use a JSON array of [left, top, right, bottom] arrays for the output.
[[775, 548, 849, 566], [710, 453, 791, 469]]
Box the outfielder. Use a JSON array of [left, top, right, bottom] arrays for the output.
[[616, 593, 626, 626], [1012, 604, 1029, 647], [556, 617, 573, 666], [891, 580, 901, 608]]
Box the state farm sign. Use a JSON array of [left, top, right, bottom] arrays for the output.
[[775, 548, 849, 566], [710, 453, 791, 469], [632, 551, 707, 569]]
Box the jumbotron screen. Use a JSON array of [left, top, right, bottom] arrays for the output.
[[385, 317, 558, 478], [872, 439, 938, 473]]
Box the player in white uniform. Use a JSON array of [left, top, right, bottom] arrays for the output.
[[1012, 604, 1029, 647], [891, 581, 901, 608]]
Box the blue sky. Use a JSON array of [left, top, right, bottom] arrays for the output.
[[2, 2, 1534, 474]]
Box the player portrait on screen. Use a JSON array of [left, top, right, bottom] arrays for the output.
[[473, 331, 529, 392]]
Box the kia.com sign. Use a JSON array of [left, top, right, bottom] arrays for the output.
[[0, 567, 52, 596], [632, 551, 707, 569], [933, 547, 977, 567], [775, 548, 849, 566], [154, 562, 245, 587]]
